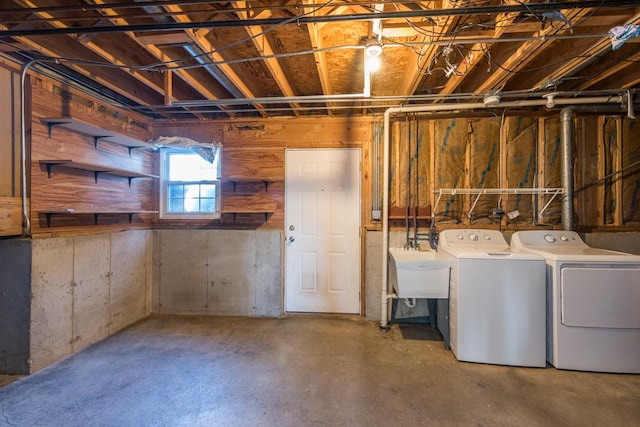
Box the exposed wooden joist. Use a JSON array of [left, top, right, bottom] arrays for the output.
[[162, 3, 267, 117], [436, 2, 521, 99], [14, 0, 164, 96], [397, 1, 459, 96], [231, 1, 301, 116], [529, 14, 640, 91], [474, 8, 593, 94]]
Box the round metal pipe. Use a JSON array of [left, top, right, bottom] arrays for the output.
[[560, 108, 575, 231]]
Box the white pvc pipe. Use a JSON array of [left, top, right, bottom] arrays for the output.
[[19, 61, 35, 237], [379, 95, 623, 329]]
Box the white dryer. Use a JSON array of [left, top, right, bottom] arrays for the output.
[[438, 229, 546, 367], [511, 230, 640, 373]]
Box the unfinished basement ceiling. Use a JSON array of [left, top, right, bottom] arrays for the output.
[[1, 1, 639, 119]]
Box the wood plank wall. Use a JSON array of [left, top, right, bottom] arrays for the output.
[[153, 117, 372, 230], [15, 69, 639, 236], [29, 76, 156, 237]]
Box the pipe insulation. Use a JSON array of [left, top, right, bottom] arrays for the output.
[[380, 95, 623, 330]]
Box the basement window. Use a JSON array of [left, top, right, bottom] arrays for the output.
[[160, 149, 222, 219]]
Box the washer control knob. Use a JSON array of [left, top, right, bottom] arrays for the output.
[[469, 233, 478, 241], [457, 235, 464, 240], [483, 235, 491, 240], [544, 235, 556, 243], [560, 235, 568, 241]]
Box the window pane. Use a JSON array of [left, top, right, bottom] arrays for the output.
[[168, 152, 218, 181], [168, 184, 184, 198], [168, 198, 184, 212], [200, 184, 216, 197], [184, 198, 200, 212], [200, 198, 216, 212]]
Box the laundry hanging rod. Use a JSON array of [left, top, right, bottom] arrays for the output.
[[432, 187, 565, 219]]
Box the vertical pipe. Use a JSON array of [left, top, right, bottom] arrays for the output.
[[20, 61, 35, 237], [380, 110, 391, 329], [560, 107, 575, 231]]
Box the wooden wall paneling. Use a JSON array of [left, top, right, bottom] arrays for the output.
[[621, 118, 640, 225], [29, 77, 155, 235], [0, 197, 23, 236], [361, 121, 373, 229]]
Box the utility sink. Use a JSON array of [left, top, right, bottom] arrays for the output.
[[388, 248, 451, 299]]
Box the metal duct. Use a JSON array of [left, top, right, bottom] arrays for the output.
[[560, 108, 575, 231]]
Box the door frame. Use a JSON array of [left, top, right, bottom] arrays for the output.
[[283, 148, 362, 315]]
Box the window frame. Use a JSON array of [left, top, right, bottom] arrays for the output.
[[159, 148, 222, 220]]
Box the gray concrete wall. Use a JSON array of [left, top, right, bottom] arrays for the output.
[[584, 231, 640, 255], [0, 239, 31, 374], [153, 229, 282, 317], [30, 230, 152, 373]]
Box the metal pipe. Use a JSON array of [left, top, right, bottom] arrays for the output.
[[19, 60, 35, 237], [560, 108, 575, 231], [380, 95, 623, 329], [3, 1, 636, 37]]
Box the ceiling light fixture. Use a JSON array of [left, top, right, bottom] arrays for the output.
[[483, 95, 501, 106], [364, 39, 383, 72], [543, 92, 559, 108]]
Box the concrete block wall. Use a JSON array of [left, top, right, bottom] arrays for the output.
[[153, 229, 282, 317], [29, 229, 152, 373]]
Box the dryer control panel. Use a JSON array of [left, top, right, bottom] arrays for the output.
[[510, 230, 586, 249]]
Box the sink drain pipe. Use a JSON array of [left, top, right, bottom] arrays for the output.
[[380, 94, 624, 330]]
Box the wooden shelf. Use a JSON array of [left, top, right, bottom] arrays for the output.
[[41, 117, 152, 155], [223, 176, 280, 192], [39, 159, 158, 186], [38, 210, 158, 227], [221, 210, 275, 223]]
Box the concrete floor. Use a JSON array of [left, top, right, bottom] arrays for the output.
[[1, 316, 639, 427]]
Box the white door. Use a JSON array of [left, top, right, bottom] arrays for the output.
[[285, 149, 361, 313]]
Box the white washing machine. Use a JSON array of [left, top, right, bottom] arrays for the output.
[[510, 230, 640, 373], [438, 229, 546, 367]]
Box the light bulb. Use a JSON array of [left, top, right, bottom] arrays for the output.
[[366, 55, 381, 72]]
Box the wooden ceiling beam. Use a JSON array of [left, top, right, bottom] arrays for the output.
[[436, 3, 521, 100], [90, 0, 234, 119], [397, 1, 458, 96], [13, 0, 164, 97], [544, 13, 640, 91], [231, 1, 301, 116], [474, 8, 594, 94], [302, 0, 336, 115], [162, 3, 267, 117]]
